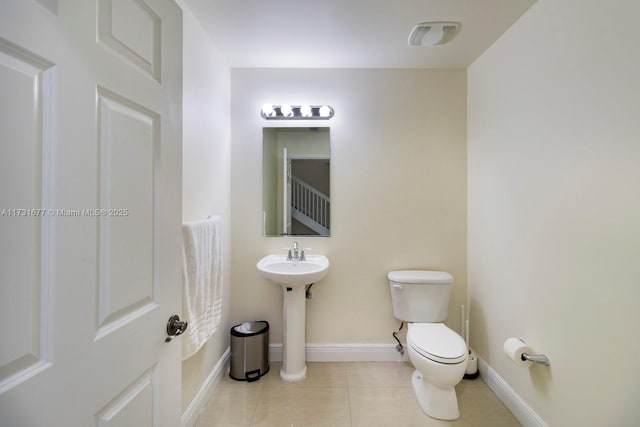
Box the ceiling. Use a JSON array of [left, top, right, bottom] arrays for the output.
[[184, 0, 536, 69]]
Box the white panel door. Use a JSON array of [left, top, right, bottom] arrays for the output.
[[0, 0, 183, 426]]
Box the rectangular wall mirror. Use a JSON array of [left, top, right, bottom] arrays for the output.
[[263, 127, 330, 237]]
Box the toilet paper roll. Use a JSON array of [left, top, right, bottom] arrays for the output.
[[503, 337, 533, 367]]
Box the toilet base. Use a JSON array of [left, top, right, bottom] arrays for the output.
[[411, 370, 460, 420]]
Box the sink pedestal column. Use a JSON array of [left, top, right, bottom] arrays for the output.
[[280, 285, 307, 382]]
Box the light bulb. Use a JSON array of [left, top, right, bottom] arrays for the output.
[[281, 104, 293, 117], [319, 105, 332, 118], [261, 104, 274, 117], [300, 105, 312, 117]]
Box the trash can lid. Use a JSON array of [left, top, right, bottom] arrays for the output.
[[231, 320, 269, 337]]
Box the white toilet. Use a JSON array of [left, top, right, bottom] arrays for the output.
[[388, 270, 467, 420]]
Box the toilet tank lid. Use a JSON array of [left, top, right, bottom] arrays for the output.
[[388, 270, 453, 284]]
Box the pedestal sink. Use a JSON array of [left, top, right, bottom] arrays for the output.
[[257, 254, 329, 381]]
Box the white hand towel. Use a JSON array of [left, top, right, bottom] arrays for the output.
[[181, 217, 222, 360]]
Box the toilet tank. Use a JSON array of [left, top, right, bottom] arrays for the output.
[[388, 270, 453, 322]]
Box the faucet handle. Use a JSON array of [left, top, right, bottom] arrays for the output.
[[300, 247, 312, 261], [281, 247, 293, 260]]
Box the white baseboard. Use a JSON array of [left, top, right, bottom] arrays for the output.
[[181, 347, 230, 427], [269, 343, 409, 362], [477, 356, 548, 427]]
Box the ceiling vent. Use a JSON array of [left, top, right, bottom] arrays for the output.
[[408, 22, 460, 46]]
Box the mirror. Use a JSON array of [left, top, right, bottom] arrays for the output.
[[263, 127, 330, 237]]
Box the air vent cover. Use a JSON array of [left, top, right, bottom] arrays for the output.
[[408, 22, 460, 46]]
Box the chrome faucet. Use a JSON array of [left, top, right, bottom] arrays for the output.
[[284, 241, 309, 261], [284, 241, 305, 261]]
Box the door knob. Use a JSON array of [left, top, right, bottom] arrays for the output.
[[165, 314, 188, 343]]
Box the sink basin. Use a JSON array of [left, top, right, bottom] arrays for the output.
[[257, 254, 329, 286]]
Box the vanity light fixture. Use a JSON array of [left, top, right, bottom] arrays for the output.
[[261, 104, 334, 120]]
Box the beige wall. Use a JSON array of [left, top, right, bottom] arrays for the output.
[[468, 0, 640, 425], [231, 69, 467, 347], [178, 1, 231, 412]]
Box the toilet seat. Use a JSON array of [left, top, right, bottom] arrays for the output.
[[408, 323, 467, 364]]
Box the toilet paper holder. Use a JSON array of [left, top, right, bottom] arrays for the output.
[[521, 352, 550, 366]]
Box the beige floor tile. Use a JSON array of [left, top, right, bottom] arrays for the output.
[[349, 386, 453, 427], [196, 362, 521, 427], [454, 380, 521, 427], [346, 361, 415, 388], [251, 386, 351, 426], [195, 376, 264, 427], [263, 362, 348, 388]]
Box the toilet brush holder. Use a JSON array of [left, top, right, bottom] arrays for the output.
[[464, 349, 479, 379]]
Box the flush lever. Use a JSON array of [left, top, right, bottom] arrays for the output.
[[165, 314, 188, 343]]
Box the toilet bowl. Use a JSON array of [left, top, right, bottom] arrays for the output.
[[387, 270, 467, 420], [407, 323, 467, 420]]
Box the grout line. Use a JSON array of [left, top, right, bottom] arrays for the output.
[[344, 363, 354, 427], [247, 371, 267, 426]]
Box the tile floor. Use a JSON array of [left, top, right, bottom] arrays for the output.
[[195, 362, 521, 427]]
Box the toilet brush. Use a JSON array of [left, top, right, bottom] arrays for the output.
[[464, 319, 479, 379]]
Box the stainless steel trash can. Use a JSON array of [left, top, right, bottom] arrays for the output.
[[229, 321, 269, 382]]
